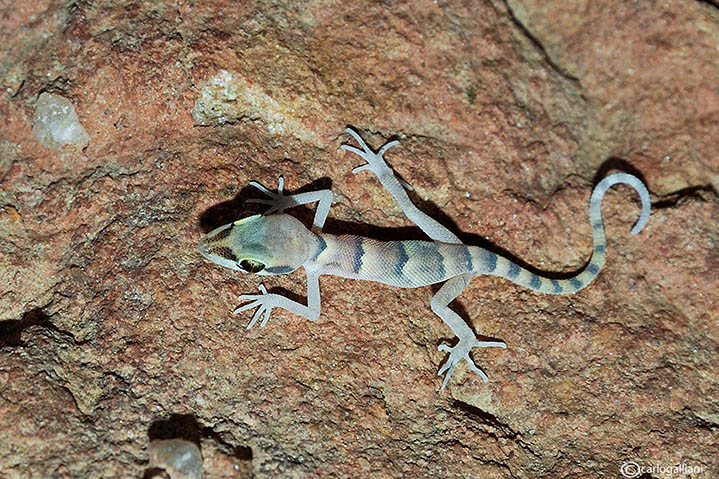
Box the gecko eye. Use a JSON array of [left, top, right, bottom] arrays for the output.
[[239, 259, 265, 273]]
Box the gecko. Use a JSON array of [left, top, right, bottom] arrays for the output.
[[198, 127, 651, 389]]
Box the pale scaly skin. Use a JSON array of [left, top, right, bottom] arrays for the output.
[[198, 127, 651, 389]]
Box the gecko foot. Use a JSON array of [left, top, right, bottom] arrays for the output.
[[341, 127, 413, 191], [437, 338, 506, 389], [234, 284, 281, 329], [247, 175, 297, 214]]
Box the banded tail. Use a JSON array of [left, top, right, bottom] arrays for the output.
[[486, 173, 651, 295]]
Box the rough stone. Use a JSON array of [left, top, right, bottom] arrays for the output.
[[0, 0, 717, 478]]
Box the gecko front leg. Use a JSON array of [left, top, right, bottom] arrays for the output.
[[249, 175, 333, 231], [235, 269, 322, 328]]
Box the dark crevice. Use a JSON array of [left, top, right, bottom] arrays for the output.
[[0, 308, 75, 347], [148, 414, 202, 447], [651, 184, 718, 210], [202, 425, 253, 462], [695, 0, 719, 10], [502, 0, 580, 83], [148, 415, 253, 463], [593, 158, 718, 210], [681, 407, 719, 431], [451, 400, 519, 440], [690, 415, 718, 431], [141, 467, 169, 479], [198, 177, 333, 233], [593, 158, 650, 187]]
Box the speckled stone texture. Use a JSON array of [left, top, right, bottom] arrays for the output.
[[1, 1, 717, 478]]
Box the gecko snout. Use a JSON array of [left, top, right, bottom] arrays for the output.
[[197, 239, 210, 259]]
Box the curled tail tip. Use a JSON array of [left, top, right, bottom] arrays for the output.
[[629, 180, 651, 235], [630, 208, 650, 235], [595, 172, 651, 236]]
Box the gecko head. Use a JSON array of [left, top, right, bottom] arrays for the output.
[[198, 213, 315, 276]]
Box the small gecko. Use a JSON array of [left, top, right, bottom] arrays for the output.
[[198, 127, 651, 389]]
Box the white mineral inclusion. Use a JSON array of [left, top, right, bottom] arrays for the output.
[[191, 70, 242, 125], [32, 92, 90, 150], [191, 69, 323, 146]]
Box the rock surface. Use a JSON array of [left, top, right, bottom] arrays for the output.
[[0, 0, 717, 478]]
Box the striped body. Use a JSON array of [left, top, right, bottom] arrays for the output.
[[311, 234, 606, 294], [310, 235, 489, 288]]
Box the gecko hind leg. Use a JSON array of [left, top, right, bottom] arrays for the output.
[[432, 274, 506, 389], [342, 127, 461, 244]]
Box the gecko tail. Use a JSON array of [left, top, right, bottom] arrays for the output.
[[486, 173, 651, 295]]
